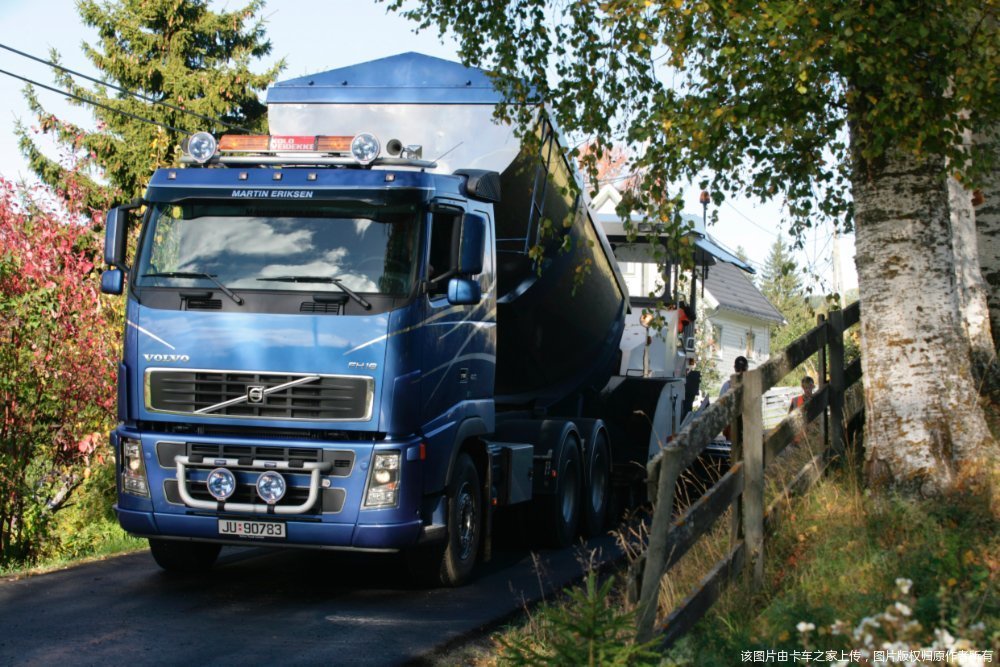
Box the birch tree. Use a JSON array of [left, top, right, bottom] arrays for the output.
[[386, 0, 1000, 494], [977, 129, 1000, 354]]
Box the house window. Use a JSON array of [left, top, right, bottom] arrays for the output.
[[746, 330, 756, 359]]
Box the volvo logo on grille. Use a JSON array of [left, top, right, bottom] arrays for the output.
[[247, 385, 266, 403]]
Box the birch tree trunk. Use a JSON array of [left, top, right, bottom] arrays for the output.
[[854, 148, 996, 496], [975, 129, 1000, 353], [948, 173, 997, 379]]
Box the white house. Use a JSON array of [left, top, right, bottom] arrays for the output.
[[702, 261, 785, 384]]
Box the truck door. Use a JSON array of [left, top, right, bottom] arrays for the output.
[[419, 205, 497, 424]]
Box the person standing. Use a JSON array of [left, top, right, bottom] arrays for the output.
[[788, 376, 816, 413], [719, 355, 749, 397], [720, 356, 749, 441]]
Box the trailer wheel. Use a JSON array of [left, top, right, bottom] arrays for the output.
[[537, 434, 581, 548], [148, 539, 221, 574], [408, 453, 481, 587], [582, 429, 611, 538]]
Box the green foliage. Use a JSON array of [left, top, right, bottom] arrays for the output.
[[497, 572, 660, 666], [0, 179, 119, 566], [384, 0, 998, 247], [663, 467, 999, 663], [17, 0, 284, 212]]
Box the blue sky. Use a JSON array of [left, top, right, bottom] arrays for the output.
[[0, 0, 855, 291]]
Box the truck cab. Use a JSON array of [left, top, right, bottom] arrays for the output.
[[104, 143, 505, 581]]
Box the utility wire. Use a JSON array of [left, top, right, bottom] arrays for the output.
[[0, 68, 189, 135], [0, 42, 250, 133], [723, 200, 780, 238]]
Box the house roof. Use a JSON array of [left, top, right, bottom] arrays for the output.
[[267, 52, 510, 105], [704, 261, 785, 324]]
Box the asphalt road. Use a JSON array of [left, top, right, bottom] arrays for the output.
[[0, 531, 621, 666]]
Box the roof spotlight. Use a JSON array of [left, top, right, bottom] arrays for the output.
[[351, 133, 381, 165], [182, 132, 218, 164]]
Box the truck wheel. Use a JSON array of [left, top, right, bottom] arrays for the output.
[[148, 539, 221, 574], [408, 453, 481, 587], [537, 435, 581, 548], [582, 429, 611, 538]]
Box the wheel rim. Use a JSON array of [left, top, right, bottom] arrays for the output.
[[456, 481, 477, 561], [590, 446, 608, 514], [561, 462, 578, 524]]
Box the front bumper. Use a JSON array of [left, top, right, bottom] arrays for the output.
[[115, 507, 424, 551], [113, 427, 428, 551]]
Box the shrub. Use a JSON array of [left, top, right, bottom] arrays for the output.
[[496, 571, 660, 666], [0, 178, 118, 565]]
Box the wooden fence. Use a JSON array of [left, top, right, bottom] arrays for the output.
[[629, 301, 864, 644]]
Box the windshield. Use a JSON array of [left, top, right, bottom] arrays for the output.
[[134, 201, 420, 295]]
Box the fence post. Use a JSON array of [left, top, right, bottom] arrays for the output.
[[741, 367, 765, 589], [817, 313, 828, 452], [729, 374, 744, 546], [635, 446, 683, 643], [828, 309, 846, 456]]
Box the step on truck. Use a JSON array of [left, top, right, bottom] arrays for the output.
[[101, 53, 729, 585]]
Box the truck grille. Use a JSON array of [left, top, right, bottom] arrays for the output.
[[146, 370, 373, 421]]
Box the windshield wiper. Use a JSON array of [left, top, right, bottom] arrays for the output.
[[142, 271, 244, 305], [256, 276, 372, 310]]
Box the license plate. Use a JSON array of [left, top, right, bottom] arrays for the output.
[[218, 519, 286, 539]]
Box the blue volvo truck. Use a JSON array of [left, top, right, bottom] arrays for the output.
[[100, 53, 734, 585]]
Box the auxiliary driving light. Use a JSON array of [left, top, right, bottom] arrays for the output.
[[350, 133, 380, 165], [256, 471, 287, 505], [182, 131, 218, 164], [206, 468, 237, 501]]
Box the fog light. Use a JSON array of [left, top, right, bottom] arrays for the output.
[[364, 451, 401, 508], [206, 468, 237, 501], [121, 437, 149, 498], [256, 471, 286, 505], [351, 133, 380, 165]]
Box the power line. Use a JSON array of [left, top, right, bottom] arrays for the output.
[[0, 68, 189, 135], [723, 200, 780, 238], [0, 42, 250, 133]]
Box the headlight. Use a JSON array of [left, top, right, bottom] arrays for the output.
[[206, 468, 237, 501], [364, 451, 400, 508], [182, 131, 218, 163], [121, 437, 149, 497], [351, 133, 380, 165], [256, 471, 287, 505]]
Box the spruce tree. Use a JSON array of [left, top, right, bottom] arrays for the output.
[[760, 238, 813, 355], [16, 0, 283, 214]]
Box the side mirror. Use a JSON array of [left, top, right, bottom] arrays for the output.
[[103, 207, 129, 267], [447, 277, 481, 306], [101, 268, 124, 295], [457, 213, 486, 276]]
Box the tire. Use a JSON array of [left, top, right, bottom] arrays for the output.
[[148, 539, 221, 574], [582, 429, 611, 538], [407, 453, 481, 587], [536, 434, 581, 549]]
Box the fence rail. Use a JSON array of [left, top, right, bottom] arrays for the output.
[[630, 302, 863, 644]]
